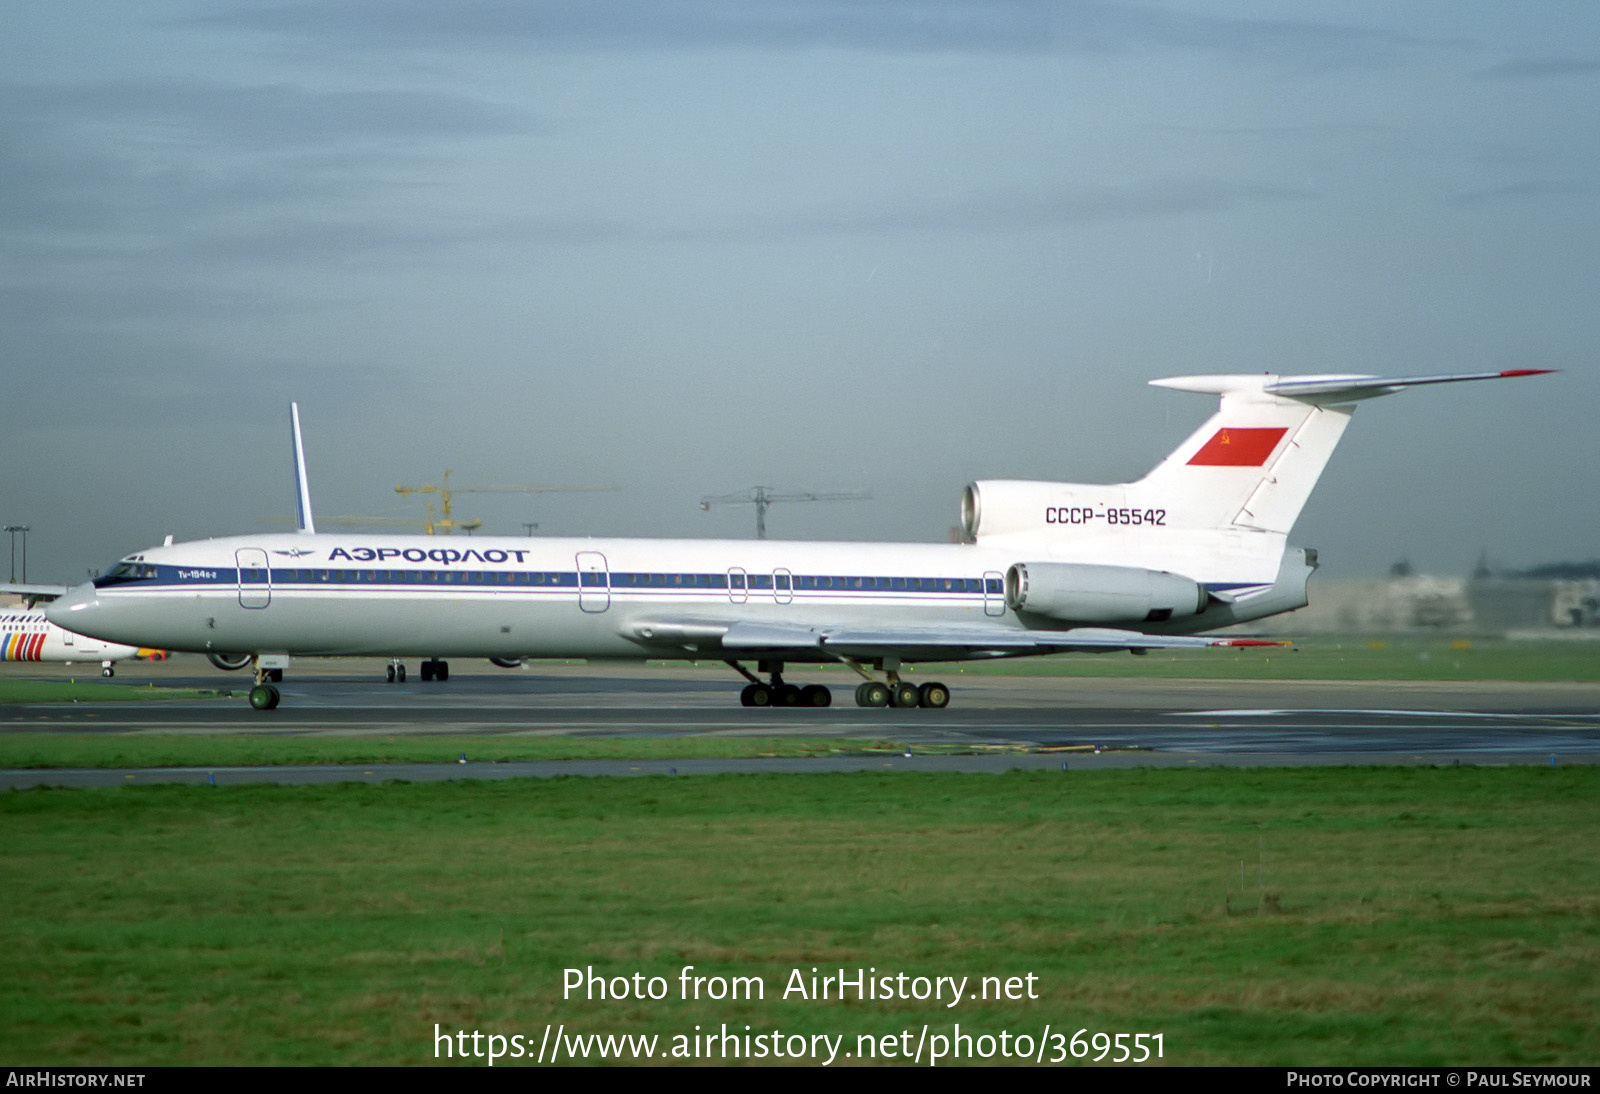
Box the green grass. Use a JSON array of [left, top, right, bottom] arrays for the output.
[[0, 679, 218, 704], [0, 733, 916, 769], [2, 766, 1596, 1066]]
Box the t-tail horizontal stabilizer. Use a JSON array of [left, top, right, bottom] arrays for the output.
[[1137, 368, 1554, 537], [1151, 368, 1555, 404]]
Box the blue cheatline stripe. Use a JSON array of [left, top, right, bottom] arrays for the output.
[[101, 566, 1007, 596]]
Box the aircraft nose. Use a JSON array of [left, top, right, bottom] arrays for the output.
[[44, 583, 99, 628]]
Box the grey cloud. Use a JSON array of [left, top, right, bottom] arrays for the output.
[[756, 176, 1304, 237], [453, 176, 1301, 247], [1473, 57, 1600, 80], [0, 334, 404, 432], [0, 78, 533, 288], [193, 0, 1420, 67], [0, 135, 375, 239], [0, 78, 533, 149], [1451, 180, 1591, 207]]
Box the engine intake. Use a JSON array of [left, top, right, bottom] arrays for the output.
[[1005, 562, 1207, 624]]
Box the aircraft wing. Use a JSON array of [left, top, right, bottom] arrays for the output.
[[628, 618, 1274, 662], [3, 583, 75, 607]]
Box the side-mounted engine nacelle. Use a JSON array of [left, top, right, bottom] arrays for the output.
[[1004, 562, 1208, 624]]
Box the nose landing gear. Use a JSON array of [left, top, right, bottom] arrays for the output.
[[247, 655, 281, 710]]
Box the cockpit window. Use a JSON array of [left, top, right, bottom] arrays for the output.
[[94, 561, 158, 587]]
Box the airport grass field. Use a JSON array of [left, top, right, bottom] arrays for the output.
[[3, 765, 1597, 1066], [3, 638, 1597, 1066]]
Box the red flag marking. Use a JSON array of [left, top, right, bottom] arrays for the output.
[[1187, 427, 1287, 467]]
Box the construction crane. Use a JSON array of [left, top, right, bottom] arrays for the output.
[[699, 486, 870, 539], [395, 471, 618, 535]]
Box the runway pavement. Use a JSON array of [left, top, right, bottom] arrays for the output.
[[4, 657, 1598, 787]]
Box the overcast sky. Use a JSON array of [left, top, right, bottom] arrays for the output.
[[3, 1, 1596, 584]]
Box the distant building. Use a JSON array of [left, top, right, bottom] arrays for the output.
[[1235, 574, 1598, 635]]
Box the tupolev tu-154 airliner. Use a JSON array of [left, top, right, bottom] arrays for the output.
[[48, 370, 1548, 711]]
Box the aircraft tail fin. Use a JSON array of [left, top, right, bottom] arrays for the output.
[[1137, 369, 1553, 535], [964, 368, 1550, 584], [291, 403, 316, 535]]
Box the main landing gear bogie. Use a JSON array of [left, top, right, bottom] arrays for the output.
[[739, 682, 832, 708], [388, 659, 451, 683], [852, 680, 950, 709], [726, 658, 952, 710]]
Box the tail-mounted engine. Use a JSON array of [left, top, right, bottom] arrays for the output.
[[1004, 561, 1207, 624]]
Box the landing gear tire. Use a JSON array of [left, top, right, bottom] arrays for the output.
[[387, 663, 407, 683], [855, 682, 890, 708], [890, 682, 922, 709], [248, 683, 281, 711], [741, 683, 774, 707], [102, 666, 115, 678], [917, 682, 951, 709], [775, 683, 802, 706], [420, 659, 449, 682], [799, 684, 832, 707]]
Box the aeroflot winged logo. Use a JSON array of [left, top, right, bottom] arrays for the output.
[[1187, 427, 1287, 467]]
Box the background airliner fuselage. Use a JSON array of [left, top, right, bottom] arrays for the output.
[[0, 606, 142, 676]]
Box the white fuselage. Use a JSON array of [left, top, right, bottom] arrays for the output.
[[45, 531, 1301, 663]]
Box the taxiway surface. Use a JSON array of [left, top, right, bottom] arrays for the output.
[[4, 658, 1597, 787]]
